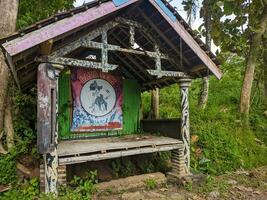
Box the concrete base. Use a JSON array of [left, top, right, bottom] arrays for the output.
[[166, 171, 192, 186], [95, 172, 167, 194]]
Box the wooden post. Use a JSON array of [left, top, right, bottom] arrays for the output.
[[37, 63, 59, 194], [178, 78, 191, 174], [151, 88, 159, 119], [167, 78, 191, 183]]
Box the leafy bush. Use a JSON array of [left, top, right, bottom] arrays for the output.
[[0, 171, 98, 200], [0, 88, 37, 185]]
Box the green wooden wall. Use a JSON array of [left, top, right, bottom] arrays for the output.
[[58, 71, 141, 140], [122, 79, 141, 134]]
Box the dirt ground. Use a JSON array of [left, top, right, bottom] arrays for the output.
[[93, 166, 267, 200]]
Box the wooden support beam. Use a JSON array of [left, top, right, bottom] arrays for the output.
[[36, 56, 118, 72], [40, 39, 53, 55], [110, 33, 153, 80], [111, 52, 146, 81], [59, 144, 182, 165], [190, 64, 206, 73], [117, 17, 185, 72], [5, 52, 21, 90], [147, 69, 189, 78], [129, 26, 135, 48], [137, 8, 190, 68], [51, 21, 119, 57], [75, 40, 169, 60]]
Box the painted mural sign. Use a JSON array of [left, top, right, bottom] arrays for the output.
[[71, 68, 123, 132]]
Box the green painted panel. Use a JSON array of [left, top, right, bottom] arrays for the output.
[[58, 74, 141, 140], [122, 79, 141, 134], [58, 71, 71, 139]]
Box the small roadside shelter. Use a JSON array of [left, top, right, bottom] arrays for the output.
[[0, 0, 222, 194]]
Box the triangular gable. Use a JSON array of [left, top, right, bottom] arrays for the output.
[[0, 0, 222, 90]]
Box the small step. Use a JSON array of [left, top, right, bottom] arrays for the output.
[[95, 172, 167, 195]]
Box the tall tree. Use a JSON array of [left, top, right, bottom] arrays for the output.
[[198, 0, 211, 109], [182, 0, 212, 109], [240, 5, 267, 115], [210, 1, 267, 117], [0, 0, 19, 153], [18, 0, 74, 29]]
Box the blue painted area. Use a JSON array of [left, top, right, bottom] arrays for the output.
[[113, 0, 130, 7], [155, 0, 176, 22]]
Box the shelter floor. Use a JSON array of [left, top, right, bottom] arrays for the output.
[[58, 134, 183, 165]]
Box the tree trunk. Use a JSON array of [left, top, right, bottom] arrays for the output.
[[264, 48, 267, 106], [149, 88, 159, 119], [198, 0, 211, 109], [240, 6, 267, 116], [0, 0, 18, 150], [4, 95, 15, 150], [264, 64, 267, 106], [0, 51, 9, 130]]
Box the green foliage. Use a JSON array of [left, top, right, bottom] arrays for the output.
[[17, 0, 74, 29], [145, 178, 157, 190], [1, 171, 98, 200], [197, 175, 229, 194], [60, 171, 98, 200], [142, 55, 267, 175], [0, 88, 37, 185], [0, 178, 40, 200]]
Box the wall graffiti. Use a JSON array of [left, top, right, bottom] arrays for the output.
[[71, 68, 123, 132]]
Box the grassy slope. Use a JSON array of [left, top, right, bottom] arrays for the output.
[[142, 55, 267, 175]]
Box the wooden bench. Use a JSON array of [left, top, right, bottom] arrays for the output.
[[39, 134, 186, 187]]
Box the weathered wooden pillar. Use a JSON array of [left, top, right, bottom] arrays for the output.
[[37, 63, 59, 194], [178, 78, 191, 174]]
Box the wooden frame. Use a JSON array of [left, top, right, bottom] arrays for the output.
[[36, 17, 190, 79]]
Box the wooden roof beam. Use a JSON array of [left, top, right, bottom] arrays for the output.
[[39, 39, 53, 55], [35, 56, 118, 72], [111, 52, 146, 81], [137, 8, 190, 68]]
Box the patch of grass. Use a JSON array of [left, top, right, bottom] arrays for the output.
[[145, 178, 157, 190], [142, 55, 267, 175], [197, 175, 229, 195]]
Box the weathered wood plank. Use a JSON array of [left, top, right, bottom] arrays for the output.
[[36, 56, 118, 72], [51, 21, 119, 57], [58, 135, 183, 157], [59, 144, 181, 165], [147, 69, 189, 78], [40, 39, 53, 55]]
